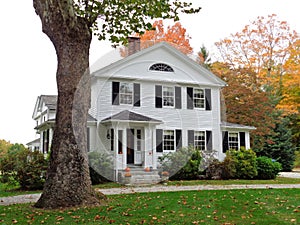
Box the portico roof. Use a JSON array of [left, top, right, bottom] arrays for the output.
[[101, 110, 162, 124], [221, 121, 256, 130]]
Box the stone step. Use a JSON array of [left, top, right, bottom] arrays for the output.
[[118, 169, 163, 185]]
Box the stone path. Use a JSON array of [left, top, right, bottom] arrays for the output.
[[1, 172, 299, 206]]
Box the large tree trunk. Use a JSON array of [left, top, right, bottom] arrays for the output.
[[33, 0, 104, 209]]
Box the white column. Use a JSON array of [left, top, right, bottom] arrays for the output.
[[152, 125, 157, 169], [246, 132, 251, 149], [122, 128, 127, 169]]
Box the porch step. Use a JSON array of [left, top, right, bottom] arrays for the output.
[[118, 168, 162, 185]]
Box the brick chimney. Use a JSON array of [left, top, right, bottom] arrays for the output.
[[128, 36, 141, 56]]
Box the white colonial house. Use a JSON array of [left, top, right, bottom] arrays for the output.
[[29, 39, 255, 183]]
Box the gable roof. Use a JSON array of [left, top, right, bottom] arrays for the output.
[[40, 95, 57, 110], [101, 110, 162, 124], [33, 95, 96, 122], [92, 42, 227, 87]]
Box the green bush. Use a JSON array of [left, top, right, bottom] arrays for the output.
[[256, 156, 282, 179], [159, 146, 203, 180], [0, 145, 48, 190], [223, 148, 258, 179], [88, 150, 114, 184]]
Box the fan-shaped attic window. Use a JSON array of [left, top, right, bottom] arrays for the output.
[[149, 63, 174, 72]]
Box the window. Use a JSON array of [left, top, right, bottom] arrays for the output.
[[228, 132, 239, 150], [163, 130, 175, 151], [188, 130, 212, 151], [150, 63, 174, 72], [155, 86, 181, 109], [187, 87, 211, 110], [163, 86, 174, 107], [112, 82, 140, 106], [193, 88, 205, 109], [119, 82, 133, 104], [194, 131, 205, 150]]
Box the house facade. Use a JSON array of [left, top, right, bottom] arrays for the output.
[[29, 40, 255, 182]]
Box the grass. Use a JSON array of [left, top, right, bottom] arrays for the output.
[[0, 177, 299, 198], [0, 189, 299, 224], [167, 177, 300, 186]]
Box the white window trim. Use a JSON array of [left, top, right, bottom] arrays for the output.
[[163, 129, 175, 152], [228, 132, 239, 150], [119, 82, 133, 105], [162, 86, 175, 108], [194, 130, 206, 150], [193, 88, 205, 110]]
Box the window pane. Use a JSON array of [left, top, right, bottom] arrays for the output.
[[163, 130, 174, 151], [120, 83, 133, 104], [193, 88, 205, 109], [194, 131, 205, 150], [163, 87, 174, 107], [229, 132, 239, 150]]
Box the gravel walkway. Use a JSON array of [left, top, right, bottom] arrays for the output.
[[1, 172, 299, 206]]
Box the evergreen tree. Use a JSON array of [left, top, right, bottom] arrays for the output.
[[262, 114, 296, 171]]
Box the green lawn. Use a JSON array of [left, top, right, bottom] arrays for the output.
[[167, 177, 300, 186], [0, 177, 299, 197], [0, 189, 299, 224]]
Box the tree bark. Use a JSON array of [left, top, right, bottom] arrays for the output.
[[33, 0, 104, 209]]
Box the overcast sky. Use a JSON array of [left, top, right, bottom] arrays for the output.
[[1, 0, 300, 144]]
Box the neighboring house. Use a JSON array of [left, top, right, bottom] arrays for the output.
[[28, 39, 255, 182]]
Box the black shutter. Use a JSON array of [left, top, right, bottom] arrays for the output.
[[205, 89, 212, 110], [118, 130, 123, 154], [187, 87, 194, 109], [112, 81, 120, 105], [175, 86, 182, 109], [133, 83, 141, 107], [222, 131, 229, 153], [87, 128, 90, 152], [110, 129, 114, 151], [156, 129, 163, 152], [155, 85, 162, 108], [187, 130, 194, 147], [175, 129, 182, 150], [206, 130, 212, 151], [240, 132, 246, 149]]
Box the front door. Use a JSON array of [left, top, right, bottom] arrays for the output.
[[126, 128, 143, 165], [127, 129, 134, 164]]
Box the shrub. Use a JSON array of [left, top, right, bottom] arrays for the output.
[[88, 150, 114, 184], [205, 159, 224, 180], [0, 145, 48, 190], [256, 156, 282, 179], [223, 148, 258, 179], [159, 146, 203, 180]]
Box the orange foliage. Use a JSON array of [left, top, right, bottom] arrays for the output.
[[215, 14, 299, 94], [121, 20, 193, 56], [278, 39, 300, 114], [211, 62, 276, 148]]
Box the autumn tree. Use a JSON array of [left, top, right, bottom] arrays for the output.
[[32, 0, 200, 209], [215, 14, 298, 97], [120, 20, 193, 56], [211, 62, 275, 149], [278, 39, 300, 114], [0, 139, 11, 158]]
